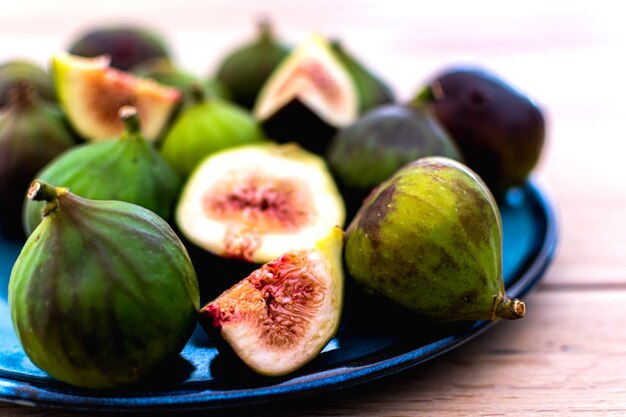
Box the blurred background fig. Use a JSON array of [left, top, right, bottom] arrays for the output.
[[215, 19, 289, 109], [327, 104, 462, 218], [67, 25, 172, 71], [331, 40, 395, 112], [0, 60, 56, 107], [0, 84, 74, 240], [160, 85, 265, 178], [253, 34, 358, 155], [414, 67, 546, 197]]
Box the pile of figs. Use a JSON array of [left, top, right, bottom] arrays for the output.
[[0, 21, 545, 388]]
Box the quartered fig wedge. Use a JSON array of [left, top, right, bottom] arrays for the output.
[[176, 143, 345, 264], [198, 227, 344, 376], [51, 52, 181, 142], [253, 34, 358, 154]]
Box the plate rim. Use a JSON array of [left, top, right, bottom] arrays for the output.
[[0, 179, 558, 412]]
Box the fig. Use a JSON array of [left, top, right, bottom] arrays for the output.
[[327, 104, 462, 212], [52, 52, 181, 142], [0, 60, 56, 106], [176, 143, 345, 264], [331, 41, 394, 112], [253, 34, 358, 155], [198, 226, 344, 376], [67, 25, 171, 71], [23, 106, 180, 235], [160, 86, 265, 177], [131, 58, 231, 103], [0, 84, 74, 240], [344, 157, 525, 322], [215, 19, 289, 109], [9, 180, 199, 388], [414, 67, 546, 196]]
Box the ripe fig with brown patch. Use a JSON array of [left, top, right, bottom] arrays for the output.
[[344, 157, 525, 322]]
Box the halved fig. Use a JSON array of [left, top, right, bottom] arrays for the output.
[[176, 143, 345, 264], [253, 34, 358, 154], [51, 52, 181, 142], [198, 226, 344, 376]]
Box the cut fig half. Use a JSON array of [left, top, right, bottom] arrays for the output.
[[51, 52, 181, 142], [198, 226, 344, 376], [176, 143, 345, 264], [253, 34, 358, 154]]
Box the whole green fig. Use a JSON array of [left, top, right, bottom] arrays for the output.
[[160, 87, 265, 177], [0, 60, 56, 106], [344, 157, 525, 322], [23, 106, 180, 236], [414, 67, 545, 196], [9, 180, 199, 388], [216, 19, 289, 109], [0, 84, 74, 240]]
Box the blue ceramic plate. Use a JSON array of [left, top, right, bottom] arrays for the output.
[[0, 180, 557, 412]]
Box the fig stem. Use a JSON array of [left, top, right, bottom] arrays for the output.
[[190, 83, 206, 103], [494, 292, 526, 320], [27, 180, 69, 218], [257, 17, 274, 42], [7, 82, 35, 108], [119, 105, 141, 135]]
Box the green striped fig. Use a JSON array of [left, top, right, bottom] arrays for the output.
[[344, 157, 525, 322], [23, 106, 180, 236], [9, 180, 199, 388]]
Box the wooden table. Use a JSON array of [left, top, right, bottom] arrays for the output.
[[1, 1, 625, 415]]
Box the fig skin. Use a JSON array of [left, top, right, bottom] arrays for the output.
[[23, 107, 180, 236], [160, 87, 265, 177], [327, 104, 462, 218], [9, 181, 199, 388], [414, 67, 546, 197], [216, 20, 289, 109], [68, 25, 172, 71], [331, 41, 395, 112], [198, 227, 344, 376], [0, 60, 56, 107], [344, 157, 525, 322], [0, 84, 74, 240]]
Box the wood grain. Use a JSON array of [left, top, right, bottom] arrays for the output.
[[1, 1, 625, 415]]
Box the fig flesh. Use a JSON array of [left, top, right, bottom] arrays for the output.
[[0, 84, 74, 240], [9, 181, 199, 388], [176, 143, 345, 264], [160, 87, 265, 177], [253, 34, 358, 154], [67, 25, 171, 71], [344, 157, 525, 322], [23, 106, 180, 235], [216, 19, 289, 109], [198, 227, 344, 376], [414, 67, 546, 196], [52, 52, 181, 142], [0, 60, 56, 106]]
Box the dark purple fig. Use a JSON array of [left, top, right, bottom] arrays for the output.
[[67, 25, 171, 71], [414, 67, 546, 197], [0, 60, 56, 107]]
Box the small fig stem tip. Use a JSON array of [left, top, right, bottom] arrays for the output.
[[190, 83, 206, 103], [494, 293, 526, 320], [119, 105, 141, 134], [28, 180, 68, 218]]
